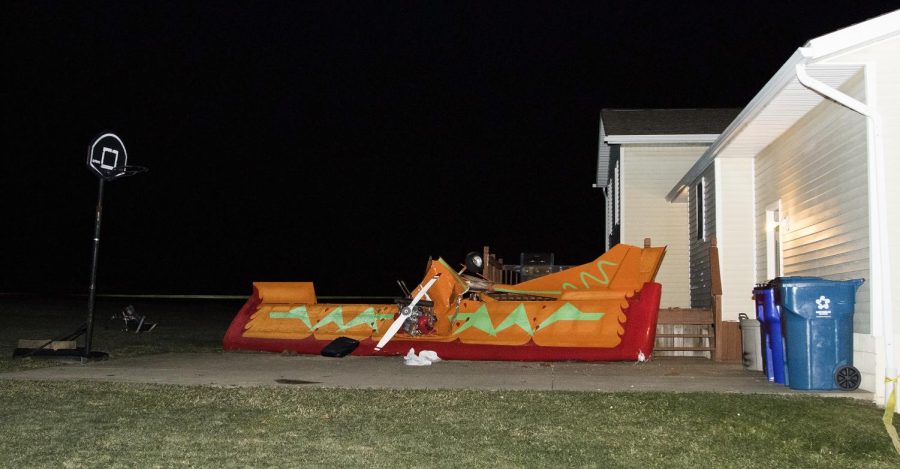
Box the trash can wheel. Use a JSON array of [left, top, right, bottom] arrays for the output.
[[835, 365, 861, 391]]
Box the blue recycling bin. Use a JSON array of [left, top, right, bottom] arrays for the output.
[[771, 277, 864, 391], [753, 285, 786, 384]]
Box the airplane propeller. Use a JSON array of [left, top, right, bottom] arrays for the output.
[[374, 273, 441, 351]]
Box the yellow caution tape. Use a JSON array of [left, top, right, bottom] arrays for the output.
[[885, 375, 900, 455]]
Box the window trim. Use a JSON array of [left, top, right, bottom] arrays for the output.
[[766, 200, 784, 279], [614, 162, 620, 226], [696, 178, 706, 241]]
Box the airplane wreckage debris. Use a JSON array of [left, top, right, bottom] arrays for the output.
[[224, 243, 665, 361]]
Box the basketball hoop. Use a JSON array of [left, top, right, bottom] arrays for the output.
[[84, 134, 148, 358]]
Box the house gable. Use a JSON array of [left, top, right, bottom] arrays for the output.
[[596, 109, 739, 309]]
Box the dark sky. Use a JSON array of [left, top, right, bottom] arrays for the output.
[[3, 1, 897, 296]]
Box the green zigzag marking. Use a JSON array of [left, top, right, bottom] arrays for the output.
[[342, 307, 395, 331], [452, 303, 534, 337], [271, 306, 392, 331], [312, 307, 345, 330], [538, 303, 603, 330], [314, 306, 396, 331], [453, 303, 604, 336], [452, 304, 496, 336], [495, 304, 533, 336], [270, 306, 313, 330], [342, 307, 375, 330], [562, 260, 617, 290]]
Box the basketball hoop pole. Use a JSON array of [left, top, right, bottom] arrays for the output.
[[10, 133, 147, 362], [84, 177, 105, 357]]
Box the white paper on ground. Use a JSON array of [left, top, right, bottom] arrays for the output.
[[403, 348, 442, 366], [418, 350, 441, 363]]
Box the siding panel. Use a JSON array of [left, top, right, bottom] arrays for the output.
[[716, 158, 756, 320], [621, 144, 707, 308]]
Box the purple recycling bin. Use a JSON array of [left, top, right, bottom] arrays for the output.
[[753, 285, 786, 384]]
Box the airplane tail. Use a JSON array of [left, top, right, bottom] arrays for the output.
[[493, 243, 665, 299]]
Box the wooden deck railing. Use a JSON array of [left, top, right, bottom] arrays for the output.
[[481, 246, 570, 285]]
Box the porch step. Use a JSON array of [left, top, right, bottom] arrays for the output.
[[655, 345, 716, 352], [655, 307, 716, 356], [657, 308, 715, 325], [656, 333, 715, 339]]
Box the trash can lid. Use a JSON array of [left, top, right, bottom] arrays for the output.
[[768, 276, 864, 289]]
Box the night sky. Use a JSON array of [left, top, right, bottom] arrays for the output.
[[4, 1, 897, 296]]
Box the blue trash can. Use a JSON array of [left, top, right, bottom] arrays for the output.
[[753, 285, 786, 384], [771, 277, 864, 391]]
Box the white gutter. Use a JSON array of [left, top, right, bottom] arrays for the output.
[[605, 134, 720, 145], [796, 61, 895, 406], [795, 62, 869, 114], [805, 10, 900, 59]]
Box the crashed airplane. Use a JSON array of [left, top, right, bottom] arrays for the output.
[[224, 243, 665, 361]]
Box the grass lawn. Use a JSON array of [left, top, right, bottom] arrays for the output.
[[0, 382, 898, 468], [2, 297, 899, 467]]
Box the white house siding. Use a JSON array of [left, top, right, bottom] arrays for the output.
[[620, 144, 707, 308], [826, 34, 900, 404], [755, 71, 869, 333], [689, 164, 716, 309], [714, 158, 757, 321]]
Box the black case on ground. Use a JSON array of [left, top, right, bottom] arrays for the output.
[[320, 337, 360, 357]]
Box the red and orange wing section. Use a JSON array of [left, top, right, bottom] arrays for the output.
[[224, 243, 666, 361]]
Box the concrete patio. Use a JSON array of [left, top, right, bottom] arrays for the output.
[[0, 352, 874, 400]]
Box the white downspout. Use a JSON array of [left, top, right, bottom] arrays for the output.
[[796, 63, 895, 406]]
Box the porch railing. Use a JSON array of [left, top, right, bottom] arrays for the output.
[[481, 246, 571, 285]]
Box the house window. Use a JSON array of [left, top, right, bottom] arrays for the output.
[[614, 163, 620, 225], [766, 202, 783, 279], [605, 181, 612, 237], [696, 179, 705, 240]]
